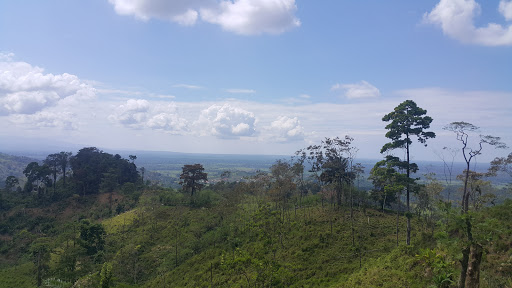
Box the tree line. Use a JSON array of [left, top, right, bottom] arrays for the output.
[[4, 147, 140, 204]]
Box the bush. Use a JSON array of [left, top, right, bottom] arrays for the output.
[[191, 190, 222, 208]]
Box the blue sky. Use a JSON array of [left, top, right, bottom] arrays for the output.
[[0, 0, 511, 162]]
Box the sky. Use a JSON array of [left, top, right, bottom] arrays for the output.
[[0, 0, 511, 162]]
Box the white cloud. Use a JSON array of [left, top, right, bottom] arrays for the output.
[[500, 0, 512, 21], [107, 0, 204, 24], [225, 88, 256, 94], [10, 111, 78, 130], [0, 54, 96, 116], [332, 80, 381, 99], [150, 94, 176, 99], [108, 99, 150, 127], [424, 0, 512, 46], [172, 9, 199, 26], [267, 116, 305, 142], [0, 52, 14, 61], [108, 99, 189, 133], [107, 0, 300, 35], [280, 96, 311, 105], [3, 83, 510, 161], [146, 103, 189, 133], [1, 91, 60, 115], [201, 0, 300, 35], [96, 88, 144, 96], [173, 84, 203, 89], [394, 88, 512, 130], [108, 99, 149, 128], [195, 103, 256, 138]]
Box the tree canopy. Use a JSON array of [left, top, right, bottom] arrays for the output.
[[179, 164, 208, 197], [70, 147, 139, 196]]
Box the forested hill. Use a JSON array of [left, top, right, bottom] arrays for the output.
[[0, 142, 511, 287]]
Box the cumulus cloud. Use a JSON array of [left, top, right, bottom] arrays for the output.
[[108, 99, 150, 127], [0, 53, 96, 116], [107, 0, 203, 25], [424, 0, 512, 46], [201, 0, 301, 35], [196, 103, 256, 138], [108, 99, 189, 133], [332, 81, 381, 99], [107, 0, 300, 35], [146, 103, 189, 133], [267, 116, 305, 142]]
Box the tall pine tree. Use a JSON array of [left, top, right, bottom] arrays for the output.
[[381, 100, 435, 245]]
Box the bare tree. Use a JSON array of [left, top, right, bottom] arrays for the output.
[[433, 147, 458, 202], [443, 122, 506, 213], [443, 121, 507, 288]]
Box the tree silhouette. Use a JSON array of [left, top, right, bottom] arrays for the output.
[[179, 164, 208, 197]]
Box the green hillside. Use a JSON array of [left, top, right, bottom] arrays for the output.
[[1, 143, 511, 287], [1, 182, 512, 287]]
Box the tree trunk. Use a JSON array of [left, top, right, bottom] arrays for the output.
[[459, 246, 470, 288], [175, 229, 179, 268], [459, 156, 473, 288], [336, 182, 342, 209], [406, 139, 411, 245], [465, 243, 482, 288], [462, 160, 471, 212], [36, 252, 42, 287], [53, 172, 57, 196], [396, 199, 400, 247], [350, 186, 355, 247]]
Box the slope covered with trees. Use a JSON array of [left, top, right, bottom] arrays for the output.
[[0, 100, 511, 287]]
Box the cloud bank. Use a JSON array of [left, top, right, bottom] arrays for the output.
[[107, 0, 300, 35], [424, 0, 512, 46]]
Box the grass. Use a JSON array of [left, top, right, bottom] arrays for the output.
[[2, 189, 511, 287], [136, 200, 413, 287]]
